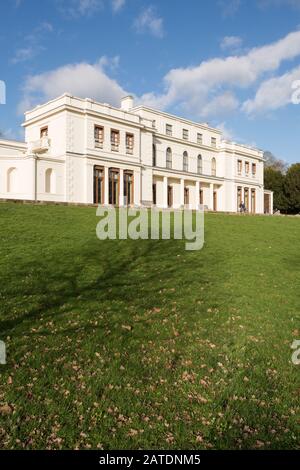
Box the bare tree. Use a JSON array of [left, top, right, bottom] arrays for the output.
[[264, 151, 288, 173]]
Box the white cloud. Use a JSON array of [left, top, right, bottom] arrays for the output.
[[11, 22, 53, 64], [220, 35, 243, 51], [16, 30, 300, 122], [218, 0, 241, 17], [217, 122, 235, 140], [243, 65, 300, 114], [111, 0, 125, 12], [60, 0, 103, 18], [201, 92, 239, 117], [139, 30, 300, 118], [258, 0, 300, 9], [11, 46, 43, 64], [134, 6, 164, 38], [18, 58, 127, 114]]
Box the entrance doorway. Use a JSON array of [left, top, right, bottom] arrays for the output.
[[124, 171, 134, 205], [244, 188, 249, 212], [184, 187, 189, 205], [93, 166, 104, 204], [213, 191, 217, 211], [167, 185, 173, 208], [237, 187, 242, 211], [251, 189, 256, 214], [264, 193, 271, 214], [199, 189, 203, 205], [152, 183, 157, 205], [109, 168, 119, 205]]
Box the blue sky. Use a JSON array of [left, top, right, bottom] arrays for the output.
[[1, 0, 300, 163]]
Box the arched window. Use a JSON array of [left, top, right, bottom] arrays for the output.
[[45, 168, 55, 194], [7, 167, 17, 192], [183, 151, 188, 172], [166, 147, 172, 169], [211, 157, 216, 176], [197, 155, 202, 174], [152, 144, 156, 167]]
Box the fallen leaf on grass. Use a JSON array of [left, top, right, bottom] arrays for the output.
[[0, 404, 13, 415]]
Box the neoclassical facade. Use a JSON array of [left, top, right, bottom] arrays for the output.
[[0, 93, 273, 213]]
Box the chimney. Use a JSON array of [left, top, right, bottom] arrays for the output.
[[121, 95, 134, 111]]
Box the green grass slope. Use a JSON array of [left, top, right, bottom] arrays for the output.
[[0, 203, 299, 449]]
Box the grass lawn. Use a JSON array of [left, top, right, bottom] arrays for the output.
[[0, 202, 299, 450]]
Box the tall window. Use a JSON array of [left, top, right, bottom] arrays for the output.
[[251, 189, 256, 213], [245, 161, 250, 174], [237, 187, 242, 211], [167, 185, 173, 207], [166, 147, 172, 169], [45, 168, 55, 194], [184, 187, 189, 205], [152, 144, 157, 167], [152, 183, 157, 205], [237, 160, 242, 175], [197, 133, 203, 145], [40, 126, 48, 138], [182, 129, 189, 140], [93, 166, 104, 204], [200, 189, 204, 205], [126, 133, 134, 154], [211, 137, 217, 148], [109, 168, 119, 205], [197, 155, 202, 174], [252, 163, 257, 176], [124, 171, 134, 205], [244, 188, 249, 211], [94, 125, 104, 148], [111, 130, 120, 151], [183, 151, 188, 172], [166, 124, 172, 136], [211, 157, 216, 176]]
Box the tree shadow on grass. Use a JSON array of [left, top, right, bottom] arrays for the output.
[[0, 236, 222, 337]]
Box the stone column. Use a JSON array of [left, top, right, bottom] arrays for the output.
[[180, 178, 185, 207], [104, 167, 109, 205], [195, 181, 200, 209], [119, 168, 124, 206], [209, 183, 214, 210], [163, 176, 168, 208]]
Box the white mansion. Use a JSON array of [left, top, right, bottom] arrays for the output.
[[0, 93, 273, 213]]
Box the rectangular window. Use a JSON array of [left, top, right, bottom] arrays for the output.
[[211, 137, 217, 148], [111, 130, 120, 151], [94, 125, 104, 148], [252, 163, 257, 176], [182, 129, 189, 140], [40, 126, 48, 138], [245, 161, 250, 174], [166, 124, 172, 136], [197, 133, 203, 145], [237, 160, 242, 175], [126, 133, 134, 154]]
